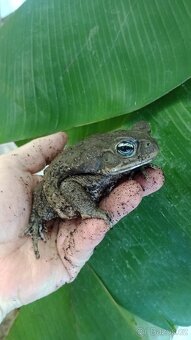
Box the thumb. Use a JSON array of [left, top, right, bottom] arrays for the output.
[[8, 132, 67, 174]]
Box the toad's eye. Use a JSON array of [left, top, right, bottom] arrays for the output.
[[116, 139, 137, 157]]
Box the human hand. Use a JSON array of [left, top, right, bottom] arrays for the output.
[[0, 132, 164, 322]]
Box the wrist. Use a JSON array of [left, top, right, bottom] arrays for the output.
[[0, 304, 7, 324], [0, 299, 17, 324]]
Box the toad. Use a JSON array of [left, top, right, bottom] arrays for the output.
[[25, 121, 159, 258]]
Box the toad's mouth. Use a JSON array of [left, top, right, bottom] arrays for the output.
[[104, 157, 156, 175]]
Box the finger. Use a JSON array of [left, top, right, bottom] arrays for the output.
[[8, 132, 67, 174], [134, 167, 165, 196], [100, 180, 143, 224], [102, 168, 164, 223]]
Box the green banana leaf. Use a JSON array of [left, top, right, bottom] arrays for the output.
[[1, 0, 191, 339], [7, 266, 174, 340], [0, 0, 191, 142]]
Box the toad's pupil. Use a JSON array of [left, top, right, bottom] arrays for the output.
[[121, 145, 133, 152], [116, 140, 137, 157]]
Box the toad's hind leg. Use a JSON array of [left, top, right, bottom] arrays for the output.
[[25, 216, 44, 259], [24, 181, 56, 259]]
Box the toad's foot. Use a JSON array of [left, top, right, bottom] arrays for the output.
[[24, 219, 47, 259]]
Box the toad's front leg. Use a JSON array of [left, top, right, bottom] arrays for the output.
[[59, 178, 111, 223], [44, 177, 110, 222]]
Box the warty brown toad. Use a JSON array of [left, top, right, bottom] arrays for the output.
[[25, 121, 159, 258]]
